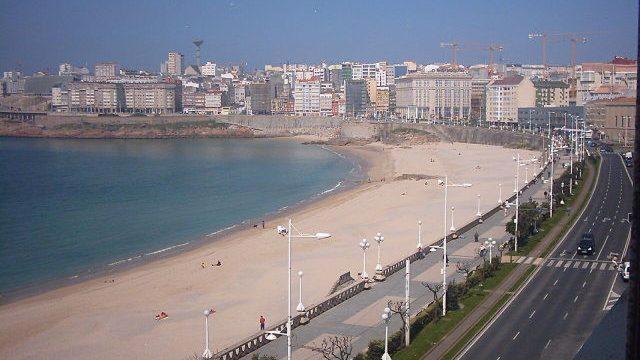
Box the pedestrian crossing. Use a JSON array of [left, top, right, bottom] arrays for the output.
[[513, 256, 618, 271], [543, 258, 618, 271], [604, 291, 621, 311]]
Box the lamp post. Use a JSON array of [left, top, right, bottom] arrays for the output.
[[417, 220, 423, 250], [381, 307, 392, 360], [484, 238, 496, 264], [476, 194, 482, 217], [296, 271, 305, 312], [374, 233, 385, 281], [435, 177, 471, 316], [497, 183, 502, 204], [450, 206, 456, 233], [203, 309, 213, 359], [359, 239, 371, 280], [267, 219, 331, 360]]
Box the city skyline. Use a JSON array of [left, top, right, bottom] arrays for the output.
[[0, 0, 637, 74]]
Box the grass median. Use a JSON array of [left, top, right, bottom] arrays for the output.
[[392, 263, 517, 360]]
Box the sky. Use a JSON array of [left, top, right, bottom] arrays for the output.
[[0, 0, 637, 74]]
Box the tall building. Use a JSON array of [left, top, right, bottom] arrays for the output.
[[249, 82, 270, 114], [293, 77, 321, 116], [167, 52, 184, 76], [533, 80, 569, 107], [345, 79, 369, 116], [395, 71, 472, 121], [94, 62, 119, 80], [485, 75, 536, 125], [576, 60, 636, 105]]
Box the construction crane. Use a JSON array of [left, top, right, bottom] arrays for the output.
[[529, 32, 600, 67], [440, 42, 460, 67], [528, 33, 549, 67], [486, 44, 504, 72]]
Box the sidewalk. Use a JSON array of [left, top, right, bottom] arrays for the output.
[[423, 157, 598, 360]]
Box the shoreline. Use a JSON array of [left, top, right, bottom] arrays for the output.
[[0, 137, 382, 305], [0, 140, 539, 359]]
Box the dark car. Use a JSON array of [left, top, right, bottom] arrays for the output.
[[577, 233, 595, 255], [625, 158, 633, 167]]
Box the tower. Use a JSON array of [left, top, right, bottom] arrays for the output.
[[193, 40, 203, 67]]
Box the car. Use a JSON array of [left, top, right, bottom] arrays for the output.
[[621, 261, 630, 281], [625, 158, 633, 167], [577, 233, 595, 256]]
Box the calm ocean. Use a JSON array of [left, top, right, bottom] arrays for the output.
[[0, 137, 358, 297]]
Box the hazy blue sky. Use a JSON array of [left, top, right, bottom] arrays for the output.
[[0, 0, 637, 73]]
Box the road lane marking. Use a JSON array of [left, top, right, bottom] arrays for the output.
[[513, 331, 520, 340], [555, 260, 563, 268], [582, 281, 587, 288], [582, 262, 589, 269], [545, 339, 552, 348], [563, 312, 568, 320], [529, 310, 536, 319], [543, 293, 549, 300], [596, 234, 611, 260], [573, 262, 581, 268], [600, 263, 607, 270], [553, 279, 559, 286], [574, 295, 579, 303], [564, 262, 571, 268]]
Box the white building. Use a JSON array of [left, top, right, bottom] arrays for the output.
[[201, 62, 217, 77], [293, 76, 321, 115], [485, 75, 536, 124], [395, 71, 472, 121], [94, 62, 118, 80], [204, 91, 222, 112], [320, 93, 333, 116]]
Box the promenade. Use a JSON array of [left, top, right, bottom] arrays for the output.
[[242, 158, 560, 359]]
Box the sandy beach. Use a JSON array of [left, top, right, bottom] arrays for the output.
[[0, 140, 539, 359]]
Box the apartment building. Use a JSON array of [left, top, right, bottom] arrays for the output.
[[293, 76, 321, 116], [533, 80, 569, 107], [123, 83, 178, 114], [395, 71, 472, 121], [585, 97, 635, 145], [68, 82, 123, 113], [94, 62, 119, 80], [201, 62, 217, 77], [576, 61, 636, 105], [167, 52, 184, 76], [485, 75, 535, 125]]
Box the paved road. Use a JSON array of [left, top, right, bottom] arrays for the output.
[[459, 152, 633, 360], [243, 162, 553, 360]]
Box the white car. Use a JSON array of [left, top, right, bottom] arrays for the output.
[[621, 261, 630, 282]]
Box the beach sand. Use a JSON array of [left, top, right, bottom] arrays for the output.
[[0, 141, 538, 359]]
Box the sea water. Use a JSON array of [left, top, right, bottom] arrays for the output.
[[0, 137, 357, 297]]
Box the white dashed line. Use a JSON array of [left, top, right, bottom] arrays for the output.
[[563, 312, 569, 320], [543, 293, 549, 300], [574, 295, 579, 303], [553, 279, 559, 286], [513, 331, 520, 340], [545, 339, 552, 348], [529, 310, 536, 319]]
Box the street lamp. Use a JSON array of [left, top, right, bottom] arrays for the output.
[[203, 309, 213, 359], [497, 183, 502, 204], [417, 220, 423, 249], [484, 238, 496, 264], [374, 233, 386, 281], [381, 307, 392, 360], [435, 177, 471, 316], [359, 239, 371, 281], [450, 206, 456, 232], [476, 194, 482, 218], [296, 271, 305, 312], [268, 219, 331, 360]]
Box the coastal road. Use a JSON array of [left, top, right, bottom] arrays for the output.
[[459, 152, 633, 360], [241, 159, 553, 360]]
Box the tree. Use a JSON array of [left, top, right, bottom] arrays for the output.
[[456, 261, 474, 278], [387, 300, 410, 346], [421, 282, 443, 309], [305, 335, 354, 360]]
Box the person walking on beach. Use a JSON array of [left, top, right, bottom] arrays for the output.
[[259, 315, 266, 330]]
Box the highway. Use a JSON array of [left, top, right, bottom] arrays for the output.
[[459, 152, 633, 360]]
